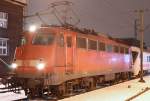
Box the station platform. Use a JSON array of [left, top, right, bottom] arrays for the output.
[[59, 76, 150, 101]]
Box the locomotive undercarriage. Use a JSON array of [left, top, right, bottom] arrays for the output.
[[6, 71, 134, 99]]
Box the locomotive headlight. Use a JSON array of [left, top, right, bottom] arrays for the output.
[[11, 63, 18, 69], [29, 25, 37, 32], [36, 62, 45, 70]]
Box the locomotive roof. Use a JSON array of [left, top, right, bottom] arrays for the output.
[[25, 25, 130, 47]]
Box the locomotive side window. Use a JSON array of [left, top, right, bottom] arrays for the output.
[[32, 33, 55, 45], [114, 45, 119, 53], [106, 44, 113, 52], [88, 39, 97, 50], [57, 34, 64, 47], [120, 47, 124, 54], [98, 42, 105, 51], [67, 36, 72, 47], [125, 48, 129, 54], [21, 37, 27, 46], [77, 37, 87, 49]]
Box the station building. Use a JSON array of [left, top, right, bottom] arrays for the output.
[[0, 0, 26, 76]]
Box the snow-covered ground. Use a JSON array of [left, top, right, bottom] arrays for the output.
[[1, 76, 150, 101], [59, 75, 150, 101], [0, 83, 26, 101]]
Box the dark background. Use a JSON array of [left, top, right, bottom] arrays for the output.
[[26, 0, 150, 46]]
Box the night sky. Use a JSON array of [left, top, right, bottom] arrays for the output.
[[26, 0, 150, 46]]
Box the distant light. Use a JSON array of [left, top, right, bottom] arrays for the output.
[[29, 25, 37, 32]]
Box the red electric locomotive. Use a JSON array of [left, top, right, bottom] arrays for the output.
[[11, 25, 132, 97]]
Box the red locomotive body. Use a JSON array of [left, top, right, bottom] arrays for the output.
[[11, 26, 132, 97]]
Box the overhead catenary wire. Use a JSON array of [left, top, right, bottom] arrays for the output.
[[24, 1, 80, 26]]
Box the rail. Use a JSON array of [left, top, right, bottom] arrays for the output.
[[125, 87, 150, 101]]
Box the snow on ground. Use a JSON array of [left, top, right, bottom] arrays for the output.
[[0, 90, 26, 101], [1, 76, 150, 101], [59, 75, 150, 101], [0, 83, 26, 101]]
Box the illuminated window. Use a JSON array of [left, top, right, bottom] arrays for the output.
[[0, 38, 8, 56], [0, 12, 8, 28], [88, 39, 97, 50]]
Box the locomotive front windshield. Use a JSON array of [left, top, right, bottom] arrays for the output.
[[32, 33, 55, 45]]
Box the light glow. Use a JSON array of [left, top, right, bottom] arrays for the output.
[[29, 25, 37, 32], [36, 63, 45, 70], [11, 63, 18, 69]]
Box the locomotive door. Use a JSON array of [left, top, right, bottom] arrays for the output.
[[55, 33, 74, 73], [66, 35, 74, 73], [56, 34, 65, 67]]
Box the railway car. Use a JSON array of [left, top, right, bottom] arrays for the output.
[[10, 25, 133, 97], [131, 46, 150, 75]]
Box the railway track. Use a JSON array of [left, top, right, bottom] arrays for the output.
[[125, 87, 150, 101], [0, 74, 141, 101], [0, 82, 108, 101]]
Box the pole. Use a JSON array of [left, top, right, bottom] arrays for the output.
[[138, 9, 145, 83], [134, 19, 138, 39]]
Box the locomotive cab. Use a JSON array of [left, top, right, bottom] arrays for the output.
[[11, 27, 58, 78], [11, 26, 75, 90], [10, 26, 77, 97]]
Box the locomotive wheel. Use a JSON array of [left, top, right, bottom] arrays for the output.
[[81, 78, 95, 91], [66, 81, 74, 96], [89, 77, 96, 90], [115, 73, 121, 82], [41, 86, 52, 100], [57, 83, 66, 97], [95, 76, 105, 86], [124, 72, 130, 80], [28, 88, 37, 98]]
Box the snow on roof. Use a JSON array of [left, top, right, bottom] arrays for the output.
[[59, 75, 150, 101]]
